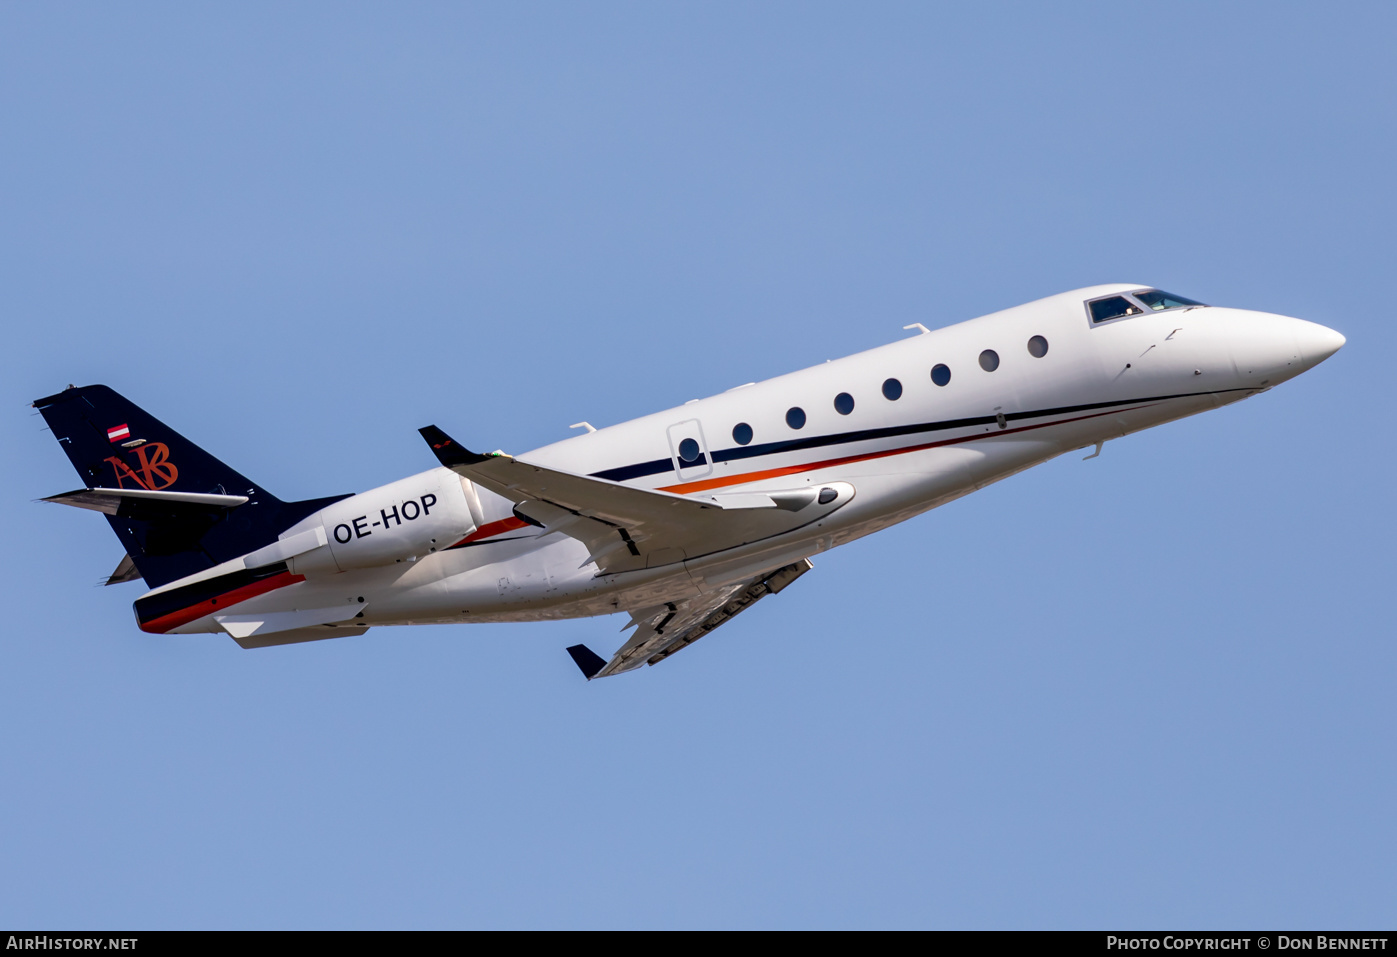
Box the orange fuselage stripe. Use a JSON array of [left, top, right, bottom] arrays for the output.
[[452, 515, 531, 547]]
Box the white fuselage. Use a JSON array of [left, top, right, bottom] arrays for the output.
[[143, 284, 1344, 636]]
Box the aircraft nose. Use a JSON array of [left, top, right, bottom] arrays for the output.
[[1293, 319, 1346, 368], [1221, 309, 1343, 387]]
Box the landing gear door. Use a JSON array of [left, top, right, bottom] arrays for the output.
[[666, 419, 713, 482]]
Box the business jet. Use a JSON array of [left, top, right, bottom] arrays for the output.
[[35, 285, 1344, 678]]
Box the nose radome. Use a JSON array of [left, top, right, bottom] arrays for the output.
[[1220, 309, 1339, 387], [1294, 319, 1346, 367]]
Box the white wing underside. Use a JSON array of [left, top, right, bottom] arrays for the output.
[[595, 559, 813, 677]]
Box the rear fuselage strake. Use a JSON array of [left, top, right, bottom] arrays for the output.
[[133, 285, 1342, 639]]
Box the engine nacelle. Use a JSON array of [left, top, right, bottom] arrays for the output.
[[285, 468, 479, 576]]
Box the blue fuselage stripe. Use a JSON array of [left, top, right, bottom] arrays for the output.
[[588, 389, 1241, 483]]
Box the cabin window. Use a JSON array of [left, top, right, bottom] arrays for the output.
[[931, 364, 951, 386], [786, 407, 807, 430], [979, 350, 1000, 372], [1089, 296, 1144, 323], [677, 438, 703, 464], [1136, 289, 1205, 311], [834, 392, 855, 415], [882, 378, 902, 400], [732, 422, 753, 445], [1027, 335, 1048, 358]]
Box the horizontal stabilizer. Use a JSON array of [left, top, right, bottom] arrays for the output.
[[105, 553, 142, 586], [566, 644, 608, 680], [43, 487, 249, 518], [215, 603, 366, 639], [33, 384, 352, 590], [230, 624, 370, 650]]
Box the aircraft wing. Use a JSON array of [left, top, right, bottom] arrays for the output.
[[567, 559, 813, 678], [420, 426, 852, 573]]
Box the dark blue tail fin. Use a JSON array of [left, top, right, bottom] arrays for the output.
[[35, 384, 346, 589]]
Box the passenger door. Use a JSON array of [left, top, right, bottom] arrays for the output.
[[666, 419, 713, 482]]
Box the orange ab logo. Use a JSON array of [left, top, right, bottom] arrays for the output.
[[104, 443, 179, 490]]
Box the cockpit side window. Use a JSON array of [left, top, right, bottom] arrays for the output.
[[1088, 296, 1145, 323], [1135, 289, 1206, 311]]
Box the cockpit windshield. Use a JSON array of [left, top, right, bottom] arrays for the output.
[[1089, 296, 1144, 323], [1089, 289, 1207, 324], [1135, 289, 1205, 311]]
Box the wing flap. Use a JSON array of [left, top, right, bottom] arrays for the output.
[[647, 558, 812, 665], [588, 559, 814, 678]]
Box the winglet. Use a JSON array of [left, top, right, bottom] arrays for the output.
[[566, 644, 608, 680], [419, 425, 491, 468]]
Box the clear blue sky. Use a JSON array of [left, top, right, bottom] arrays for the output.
[[2, 2, 1393, 929]]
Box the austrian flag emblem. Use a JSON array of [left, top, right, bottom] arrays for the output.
[[107, 424, 131, 443]]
